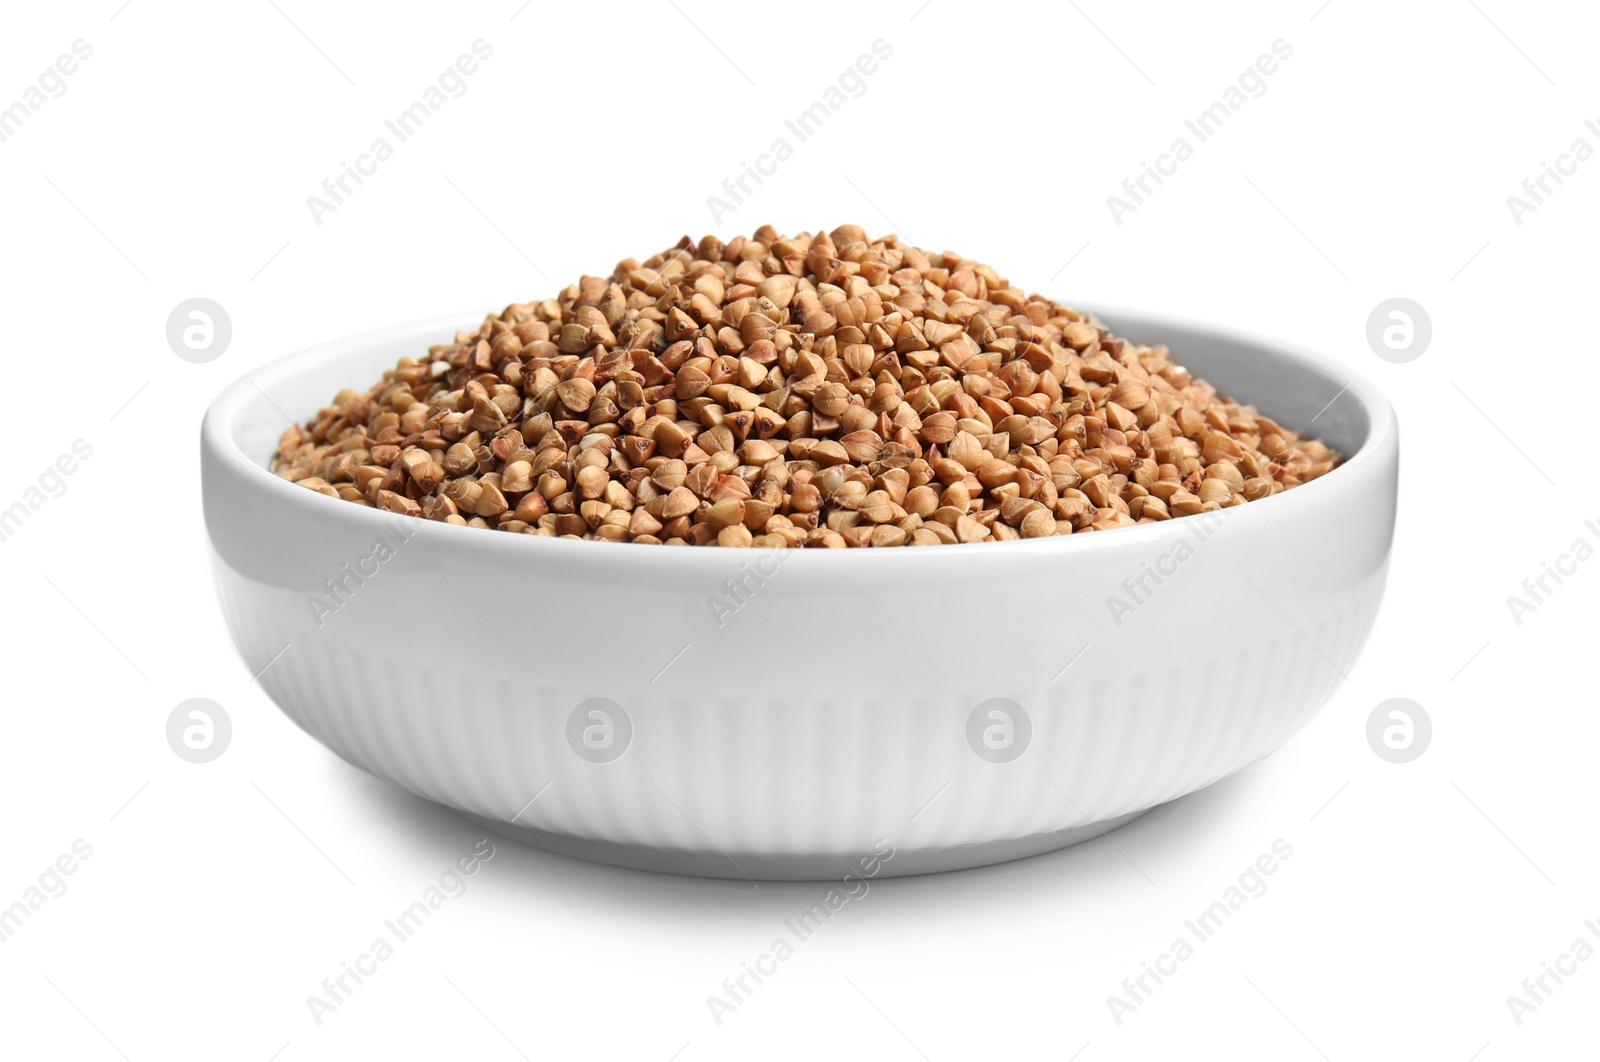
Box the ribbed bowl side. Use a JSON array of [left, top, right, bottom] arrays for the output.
[[216, 563, 1385, 859]]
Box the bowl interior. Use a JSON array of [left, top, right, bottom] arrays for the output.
[[1104, 312, 1372, 457]]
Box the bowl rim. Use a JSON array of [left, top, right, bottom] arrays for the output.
[[202, 305, 1397, 567]]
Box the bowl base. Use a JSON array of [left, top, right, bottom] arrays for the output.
[[455, 807, 1152, 881]]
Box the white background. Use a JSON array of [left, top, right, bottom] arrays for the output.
[[2, 1, 1595, 1058]]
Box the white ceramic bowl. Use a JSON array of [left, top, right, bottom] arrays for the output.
[[202, 310, 1397, 880]]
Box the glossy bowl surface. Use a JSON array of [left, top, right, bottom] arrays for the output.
[[202, 309, 1397, 879]]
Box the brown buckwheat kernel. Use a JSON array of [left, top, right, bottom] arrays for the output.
[[272, 226, 1340, 547]]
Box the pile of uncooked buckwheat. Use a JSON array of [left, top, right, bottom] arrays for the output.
[[273, 225, 1338, 547]]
